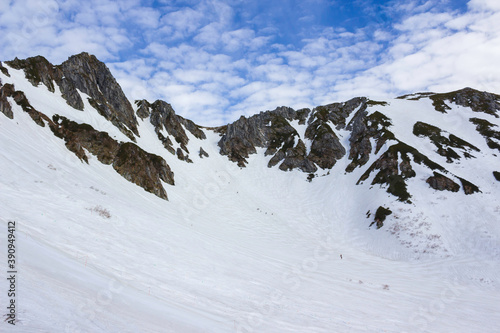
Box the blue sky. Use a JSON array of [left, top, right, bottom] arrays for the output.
[[1, 0, 499, 126]]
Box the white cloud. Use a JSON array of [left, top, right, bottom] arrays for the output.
[[468, 0, 500, 11], [1, 0, 499, 127], [159, 7, 204, 40], [126, 7, 162, 29]]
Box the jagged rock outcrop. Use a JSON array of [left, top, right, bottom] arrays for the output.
[[413, 121, 480, 162], [305, 119, 344, 169], [457, 177, 480, 195], [313, 97, 367, 129], [470, 117, 500, 152], [136, 99, 150, 119], [135, 99, 206, 161], [6, 56, 60, 93], [272, 139, 317, 172], [426, 172, 460, 192], [265, 111, 319, 172], [0, 61, 10, 76], [51, 115, 174, 200], [59, 53, 139, 138], [199, 147, 209, 158], [218, 104, 351, 171], [1, 83, 46, 126], [493, 171, 500, 181], [346, 107, 394, 172], [113, 142, 174, 200], [6, 53, 139, 140], [0, 79, 14, 119], [2, 53, 492, 205], [430, 88, 500, 116], [217, 113, 270, 167], [370, 206, 392, 229], [0, 81, 173, 200], [357, 142, 444, 202], [51, 115, 120, 164], [399, 88, 500, 117]]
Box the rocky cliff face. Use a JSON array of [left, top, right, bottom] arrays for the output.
[[0, 78, 14, 119], [6, 53, 139, 140], [1, 58, 174, 200], [1, 53, 498, 214], [217, 102, 355, 171], [135, 99, 206, 162]]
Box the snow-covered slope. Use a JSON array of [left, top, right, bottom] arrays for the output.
[[1, 55, 499, 332]]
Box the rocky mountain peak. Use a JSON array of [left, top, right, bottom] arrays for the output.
[[399, 87, 500, 117], [59, 52, 139, 138], [134, 99, 206, 162], [1, 52, 498, 208], [6, 53, 139, 140]]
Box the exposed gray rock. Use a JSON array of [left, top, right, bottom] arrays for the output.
[[218, 105, 346, 171], [199, 147, 209, 158], [113, 142, 174, 200], [136, 99, 150, 119], [6, 56, 84, 111], [0, 79, 14, 119], [268, 149, 285, 168], [426, 172, 460, 192], [277, 139, 317, 172], [135, 99, 206, 158], [157, 131, 176, 155], [58, 76, 84, 111], [346, 107, 395, 172], [493, 171, 500, 182], [305, 119, 345, 169], [51, 115, 174, 200], [1, 83, 46, 126], [357, 142, 438, 202], [218, 113, 269, 166], [6, 56, 59, 92], [6, 53, 139, 140], [470, 117, 500, 152], [370, 206, 392, 229], [4, 52, 488, 203], [176, 147, 185, 160], [457, 177, 480, 195], [0, 61, 10, 76], [0, 83, 173, 200], [413, 121, 480, 162], [59, 53, 138, 139], [430, 88, 500, 117], [296, 108, 311, 125], [312, 97, 366, 129], [52, 114, 120, 164]]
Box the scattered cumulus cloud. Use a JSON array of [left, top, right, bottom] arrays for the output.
[[0, 0, 499, 126]]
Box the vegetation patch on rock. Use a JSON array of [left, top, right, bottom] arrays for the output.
[[135, 99, 206, 162], [430, 88, 500, 116], [457, 177, 481, 195], [7, 53, 140, 141], [0, 61, 10, 77], [358, 142, 446, 202], [0, 80, 14, 119], [346, 109, 395, 173], [493, 171, 500, 181], [470, 117, 500, 152], [50, 115, 174, 199], [413, 121, 480, 162], [370, 206, 392, 229], [426, 172, 460, 192], [1, 83, 46, 126]]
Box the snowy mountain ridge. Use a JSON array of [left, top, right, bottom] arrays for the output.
[[1, 53, 499, 332]]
